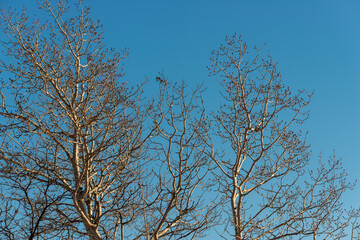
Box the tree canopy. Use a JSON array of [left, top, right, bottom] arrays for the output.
[[0, 1, 358, 239]]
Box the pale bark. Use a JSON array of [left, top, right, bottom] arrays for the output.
[[207, 34, 355, 239]]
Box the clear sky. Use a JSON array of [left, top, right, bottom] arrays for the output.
[[2, 0, 360, 237]]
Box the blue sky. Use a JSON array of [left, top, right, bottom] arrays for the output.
[[2, 0, 360, 236], [86, 0, 360, 199]]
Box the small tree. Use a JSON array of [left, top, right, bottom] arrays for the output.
[[207, 34, 354, 239]]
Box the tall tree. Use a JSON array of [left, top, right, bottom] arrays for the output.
[[0, 0, 149, 239], [0, 1, 358, 239], [0, 1, 216, 239], [207, 34, 354, 240]]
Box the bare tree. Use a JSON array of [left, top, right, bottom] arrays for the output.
[[0, 0, 150, 239], [134, 80, 218, 240], [207, 34, 355, 240], [0, 176, 68, 239], [0, 1, 217, 239], [0, 0, 358, 239]]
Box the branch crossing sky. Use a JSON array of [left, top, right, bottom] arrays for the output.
[[2, 0, 360, 234]]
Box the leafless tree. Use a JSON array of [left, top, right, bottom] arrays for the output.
[[207, 34, 356, 240], [133, 80, 218, 240], [0, 1, 218, 239], [0, 0, 151, 239], [1, 0, 358, 239], [0, 176, 69, 239]]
